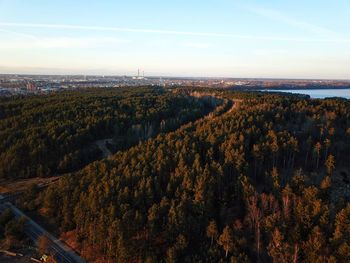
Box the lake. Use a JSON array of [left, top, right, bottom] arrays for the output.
[[265, 89, 350, 99]]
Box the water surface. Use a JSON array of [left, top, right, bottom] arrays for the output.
[[265, 89, 350, 99]]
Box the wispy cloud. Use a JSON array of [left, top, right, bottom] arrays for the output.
[[0, 28, 37, 39], [244, 5, 335, 37], [0, 22, 349, 43], [0, 35, 128, 49]]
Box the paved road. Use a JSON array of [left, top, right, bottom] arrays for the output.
[[0, 192, 21, 203], [0, 203, 85, 263]]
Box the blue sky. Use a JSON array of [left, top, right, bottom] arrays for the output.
[[0, 0, 349, 78]]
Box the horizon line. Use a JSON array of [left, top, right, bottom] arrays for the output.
[[1, 72, 350, 82]]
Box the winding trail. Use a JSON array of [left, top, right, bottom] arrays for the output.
[[94, 94, 239, 159], [228, 99, 241, 113]]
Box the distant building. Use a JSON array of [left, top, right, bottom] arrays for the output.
[[132, 69, 146, 80], [26, 82, 37, 91]]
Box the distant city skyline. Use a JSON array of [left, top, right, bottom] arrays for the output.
[[0, 0, 350, 79]]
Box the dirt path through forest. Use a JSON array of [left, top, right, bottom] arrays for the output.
[[93, 95, 239, 159]]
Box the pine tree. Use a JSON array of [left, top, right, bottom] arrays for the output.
[[267, 228, 291, 263], [325, 155, 335, 175], [303, 226, 327, 263], [206, 220, 218, 246], [218, 226, 234, 258], [314, 142, 322, 169]]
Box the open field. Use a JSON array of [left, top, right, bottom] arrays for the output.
[[0, 177, 60, 195]]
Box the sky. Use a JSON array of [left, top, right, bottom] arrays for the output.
[[0, 0, 349, 79]]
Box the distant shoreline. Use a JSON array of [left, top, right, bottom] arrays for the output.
[[254, 86, 350, 90]]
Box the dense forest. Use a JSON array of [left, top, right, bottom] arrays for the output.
[[0, 87, 215, 179], [7, 88, 349, 262]]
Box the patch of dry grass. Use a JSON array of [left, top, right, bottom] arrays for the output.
[[0, 177, 60, 194]]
